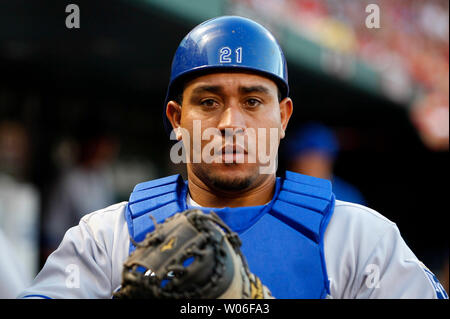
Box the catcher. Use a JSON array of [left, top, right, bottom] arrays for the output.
[[19, 16, 447, 299]]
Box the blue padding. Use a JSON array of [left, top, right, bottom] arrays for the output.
[[240, 213, 323, 299], [277, 190, 330, 213], [285, 170, 331, 191], [132, 201, 181, 242], [271, 200, 322, 243], [133, 174, 180, 192], [129, 182, 178, 204], [125, 171, 335, 298], [128, 192, 178, 218], [282, 180, 331, 200]]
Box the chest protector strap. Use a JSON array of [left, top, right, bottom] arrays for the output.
[[125, 171, 335, 298]]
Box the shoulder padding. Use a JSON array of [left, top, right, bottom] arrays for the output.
[[127, 174, 185, 243], [271, 171, 334, 244]]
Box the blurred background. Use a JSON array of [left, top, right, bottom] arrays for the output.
[[0, 0, 448, 296]]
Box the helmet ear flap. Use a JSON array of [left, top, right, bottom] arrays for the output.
[[162, 16, 290, 136]]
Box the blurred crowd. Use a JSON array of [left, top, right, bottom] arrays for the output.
[[0, 121, 39, 296], [0, 119, 157, 297], [283, 122, 366, 206], [232, 0, 449, 151]]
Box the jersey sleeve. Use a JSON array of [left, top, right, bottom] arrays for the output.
[[353, 223, 448, 299], [17, 202, 130, 299], [0, 230, 30, 298], [325, 202, 448, 299]]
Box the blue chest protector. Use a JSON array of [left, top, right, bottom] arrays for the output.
[[124, 171, 335, 299]]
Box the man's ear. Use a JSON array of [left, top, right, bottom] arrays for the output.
[[279, 97, 293, 139], [166, 101, 182, 140]]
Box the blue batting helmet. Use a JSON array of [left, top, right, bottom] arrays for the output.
[[163, 15, 289, 135]]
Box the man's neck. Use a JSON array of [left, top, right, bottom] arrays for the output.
[[187, 173, 276, 208]]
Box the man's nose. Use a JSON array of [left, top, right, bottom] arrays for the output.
[[217, 103, 246, 133]]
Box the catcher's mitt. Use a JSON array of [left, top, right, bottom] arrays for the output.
[[113, 209, 273, 299]]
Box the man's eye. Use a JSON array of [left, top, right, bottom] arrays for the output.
[[200, 99, 218, 107], [246, 98, 261, 108]]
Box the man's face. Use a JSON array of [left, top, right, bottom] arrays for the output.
[[167, 72, 293, 192]]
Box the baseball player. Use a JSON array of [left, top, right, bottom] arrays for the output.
[[19, 16, 447, 299]]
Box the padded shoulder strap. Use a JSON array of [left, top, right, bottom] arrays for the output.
[[270, 170, 335, 297], [271, 170, 334, 244], [125, 174, 186, 250]]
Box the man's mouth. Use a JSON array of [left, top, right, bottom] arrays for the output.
[[222, 144, 247, 154], [220, 144, 247, 163]]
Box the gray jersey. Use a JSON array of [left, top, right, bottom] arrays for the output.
[[18, 200, 446, 299], [0, 229, 31, 298]]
